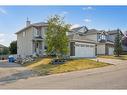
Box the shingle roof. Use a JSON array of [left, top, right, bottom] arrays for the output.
[[71, 26, 88, 33], [71, 26, 84, 32], [68, 33, 96, 44], [107, 30, 124, 36], [107, 30, 117, 34], [70, 26, 101, 35], [85, 29, 101, 35], [15, 22, 48, 34], [71, 26, 124, 36]]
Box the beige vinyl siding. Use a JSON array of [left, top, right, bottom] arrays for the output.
[[84, 34, 97, 42], [97, 44, 105, 55], [17, 27, 33, 58]]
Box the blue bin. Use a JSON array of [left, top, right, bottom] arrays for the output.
[[8, 57, 15, 63]]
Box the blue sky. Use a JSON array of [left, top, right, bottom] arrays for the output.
[[0, 6, 127, 46]]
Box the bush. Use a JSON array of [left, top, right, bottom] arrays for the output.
[[51, 59, 66, 64]]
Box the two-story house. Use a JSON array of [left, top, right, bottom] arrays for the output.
[[16, 21, 97, 58], [16, 20, 48, 58], [69, 26, 124, 55]]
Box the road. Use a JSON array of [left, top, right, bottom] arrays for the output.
[[0, 58, 127, 89]]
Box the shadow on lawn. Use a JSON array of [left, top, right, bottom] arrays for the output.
[[0, 70, 37, 85]]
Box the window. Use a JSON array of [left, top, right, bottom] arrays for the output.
[[34, 28, 41, 37], [70, 42, 75, 56], [23, 31, 26, 37], [102, 35, 105, 39], [100, 34, 106, 40], [43, 27, 47, 37]]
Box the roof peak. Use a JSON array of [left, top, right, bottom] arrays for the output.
[[16, 21, 48, 34]]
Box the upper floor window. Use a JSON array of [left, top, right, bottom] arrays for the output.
[[34, 29, 39, 36], [23, 31, 26, 37], [34, 28, 41, 37], [101, 34, 106, 40], [98, 33, 106, 42], [43, 27, 48, 37]]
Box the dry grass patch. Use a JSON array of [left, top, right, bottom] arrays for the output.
[[32, 59, 110, 76], [23, 58, 52, 68], [50, 59, 109, 74]]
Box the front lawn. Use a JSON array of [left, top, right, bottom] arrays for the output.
[[26, 58, 110, 76], [98, 55, 127, 60]]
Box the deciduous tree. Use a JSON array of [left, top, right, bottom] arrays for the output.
[[9, 41, 17, 54], [45, 15, 70, 58]]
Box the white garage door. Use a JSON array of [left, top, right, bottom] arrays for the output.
[[75, 42, 95, 58], [108, 47, 114, 55]]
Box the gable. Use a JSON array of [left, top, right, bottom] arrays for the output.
[[16, 22, 48, 34]]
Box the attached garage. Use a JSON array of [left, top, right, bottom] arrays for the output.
[[69, 33, 96, 58], [97, 44, 105, 55], [97, 42, 114, 55], [70, 41, 96, 58], [106, 43, 114, 55]]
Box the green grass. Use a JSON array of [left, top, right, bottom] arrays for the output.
[[31, 59, 110, 76], [98, 55, 127, 60]]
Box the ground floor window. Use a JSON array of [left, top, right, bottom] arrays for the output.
[[70, 42, 75, 56]]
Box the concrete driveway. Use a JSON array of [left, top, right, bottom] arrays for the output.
[[0, 60, 36, 84], [92, 58, 127, 65], [0, 58, 127, 89]]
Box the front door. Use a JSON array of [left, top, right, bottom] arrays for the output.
[[35, 41, 42, 55]]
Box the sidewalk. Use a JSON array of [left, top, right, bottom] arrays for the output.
[[92, 58, 127, 65]]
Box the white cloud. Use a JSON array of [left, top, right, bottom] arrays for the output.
[[0, 33, 16, 46], [0, 33, 5, 37], [0, 7, 7, 14], [83, 19, 91, 23], [0, 39, 5, 43], [6, 33, 16, 46], [0, 33, 5, 45], [83, 6, 93, 10], [70, 24, 80, 29]]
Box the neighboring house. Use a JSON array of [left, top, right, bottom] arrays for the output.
[[0, 44, 8, 60], [121, 34, 127, 52], [69, 26, 124, 55], [122, 45, 127, 52], [0, 44, 7, 53], [16, 20, 48, 58]]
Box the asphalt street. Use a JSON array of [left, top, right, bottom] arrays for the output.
[[0, 58, 127, 89]]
